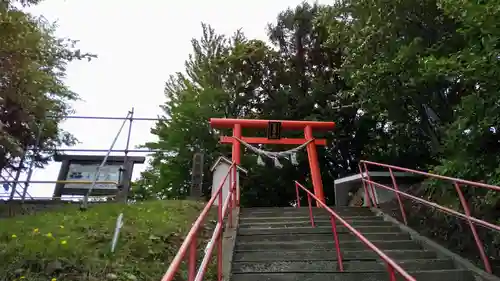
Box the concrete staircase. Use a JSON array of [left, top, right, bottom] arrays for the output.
[[230, 207, 482, 281]]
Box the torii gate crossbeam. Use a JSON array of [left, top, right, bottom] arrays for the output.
[[210, 118, 335, 207]]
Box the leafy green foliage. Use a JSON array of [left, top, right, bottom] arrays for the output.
[[315, 0, 500, 208], [0, 2, 95, 173], [136, 4, 382, 207], [421, 0, 500, 215], [319, 0, 500, 271], [137, 0, 500, 213]]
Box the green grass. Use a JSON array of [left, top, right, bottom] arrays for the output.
[[0, 200, 217, 281]]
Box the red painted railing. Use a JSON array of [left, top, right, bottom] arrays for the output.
[[161, 162, 238, 281], [294, 181, 417, 281], [359, 160, 500, 274]]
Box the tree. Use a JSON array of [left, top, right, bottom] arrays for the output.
[[0, 1, 95, 174], [138, 0, 500, 211], [319, 0, 500, 206], [424, 0, 500, 209], [137, 4, 369, 206], [136, 25, 245, 200], [324, 0, 463, 167], [134, 0, 500, 269]]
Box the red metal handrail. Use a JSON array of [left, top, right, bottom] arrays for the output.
[[294, 181, 417, 281], [161, 162, 238, 281], [359, 160, 500, 274]]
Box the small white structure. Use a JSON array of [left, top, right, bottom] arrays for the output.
[[333, 172, 423, 207], [210, 156, 248, 206]]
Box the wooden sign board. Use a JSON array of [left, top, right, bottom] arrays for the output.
[[267, 121, 282, 140]]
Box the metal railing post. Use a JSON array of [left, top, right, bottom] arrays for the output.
[[217, 185, 223, 281], [453, 182, 492, 273], [307, 193, 315, 227], [228, 167, 233, 228], [388, 167, 408, 225], [188, 235, 197, 281], [330, 214, 344, 271], [362, 162, 378, 207], [232, 165, 237, 208], [387, 264, 397, 281], [233, 164, 238, 207], [295, 182, 301, 208]]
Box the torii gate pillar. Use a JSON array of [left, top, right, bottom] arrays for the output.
[[210, 118, 335, 207], [232, 123, 242, 165]]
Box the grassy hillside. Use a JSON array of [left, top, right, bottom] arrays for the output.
[[0, 200, 215, 281]]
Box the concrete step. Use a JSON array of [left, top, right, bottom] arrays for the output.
[[232, 259, 455, 273], [236, 232, 410, 243], [241, 207, 373, 214], [230, 269, 474, 281], [238, 225, 402, 235], [235, 240, 421, 252], [239, 219, 392, 229], [233, 249, 438, 262], [239, 215, 381, 223], [241, 207, 371, 212], [240, 207, 374, 218]]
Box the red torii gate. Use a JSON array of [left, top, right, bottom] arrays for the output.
[[209, 118, 335, 206]]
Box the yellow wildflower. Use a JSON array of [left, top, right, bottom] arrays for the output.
[[59, 225, 64, 229], [11, 234, 17, 238], [33, 228, 39, 233], [60, 240, 67, 245], [20, 277, 25, 279], [51, 278, 57, 281], [46, 232, 53, 238]]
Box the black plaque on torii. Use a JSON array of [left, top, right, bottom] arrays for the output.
[[267, 121, 282, 140]]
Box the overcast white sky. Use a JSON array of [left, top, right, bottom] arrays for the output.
[[1, 0, 330, 199]]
